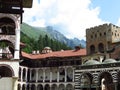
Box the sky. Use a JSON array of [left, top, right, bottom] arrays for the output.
[[23, 0, 120, 40]]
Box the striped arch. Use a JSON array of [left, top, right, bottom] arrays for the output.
[[98, 71, 114, 90], [98, 71, 113, 84], [117, 70, 120, 82], [111, 70, 118, 82], [79, 72, 93, 85], [92, 73, 99, 84]]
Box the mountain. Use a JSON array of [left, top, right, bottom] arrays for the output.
[[46, 26, 86, 48], [21, 23, 51, 39], [21, 23, 86, 48]]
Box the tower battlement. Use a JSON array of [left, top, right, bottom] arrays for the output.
[[86, 23, 111, 31]]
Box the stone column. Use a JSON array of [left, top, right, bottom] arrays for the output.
[[65, 68, 67, 82], [57, 68, 59, 82], [14, 20, 20, 59], [12, 77, 18, 90], [25, 68, 28, 82], [50, 70, 52, 82], [21, 68, 23, 82], [36, 69, 38, 82], [112, 71, 118, 90], [30, 69, 32, 81], [72, 68, 74, 82], [43, 69, 45, 82]]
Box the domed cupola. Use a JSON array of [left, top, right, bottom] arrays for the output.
[[83, 59, 101, 66], [102, 58, 117, 64]]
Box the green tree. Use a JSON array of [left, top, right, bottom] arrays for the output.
[[38, 35, 44, 52], [20, 32, 72, 53]]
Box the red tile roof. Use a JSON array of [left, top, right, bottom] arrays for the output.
[[22, 49, 86, 60]]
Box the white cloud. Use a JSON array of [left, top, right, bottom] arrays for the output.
[[23, 0, 107, 39], [117, 18, 120, 26]]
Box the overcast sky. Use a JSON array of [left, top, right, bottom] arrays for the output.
[[23, 0, 120, 40]]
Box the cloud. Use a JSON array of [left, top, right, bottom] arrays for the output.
[[117, 18, 120, 26], [23, 0, 107, 39]]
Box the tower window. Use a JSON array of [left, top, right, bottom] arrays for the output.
[[91, 35, 93, 39], [98, 43, 104, 53], [104, 32, 106, 36], [90, 45, 95, 54], [95, 34, 97, 38], [100, 33, 102, 37]]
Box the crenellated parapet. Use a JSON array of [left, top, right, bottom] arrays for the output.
[[86, 23, 111, 42]]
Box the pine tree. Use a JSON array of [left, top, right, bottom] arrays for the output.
[[20, 32, 72, 53]]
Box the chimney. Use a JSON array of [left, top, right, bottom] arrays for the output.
[[75, 46, 81, 51], [32, 50, 36, 54], [36, 50, 40, 54]]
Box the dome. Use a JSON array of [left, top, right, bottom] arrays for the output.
[[42, 47, 52, 54], [44, 47, 51, 50], [83, 60, 101, 66], [102, 58, 117, 64]]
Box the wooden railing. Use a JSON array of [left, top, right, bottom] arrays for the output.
[[0, 53, 13, 60]]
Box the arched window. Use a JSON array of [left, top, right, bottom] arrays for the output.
[[90, 45, 95, 54], [66, 84, 74, 90], [99, 72, 114, 90], [31, 69, 36, 82], [26, 84, 30, 90], [51, 84, 57, 90], [38, 69, 43, 82], [0, 66, 14, 77], [23, 68, 26, 81], [18, 84, 21, 90], [52, 68, 57, 82], [31, 84, 36, 90], [27, 69, 30, 82], [22, 84, 26, 90], [19, 67, 21, 81], [37, 84, 43, 90], [98, 43, 104, 53], [59, 68, 65, 82], [100, 33, 102, 37], [66, 68, 73, 82], [45, 69, 50, 82], [59, 84, 65, 90], [45, 84, 50, 90], [104, 32, 106, 36], [0, 40, 14, 59], [0, 17, 15, 35]]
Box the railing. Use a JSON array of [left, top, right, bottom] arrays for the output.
[[0, 53, 13, 60]]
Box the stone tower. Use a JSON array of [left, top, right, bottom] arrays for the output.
[[86, 23, 120, 59], [0, 0, 33, 90]]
